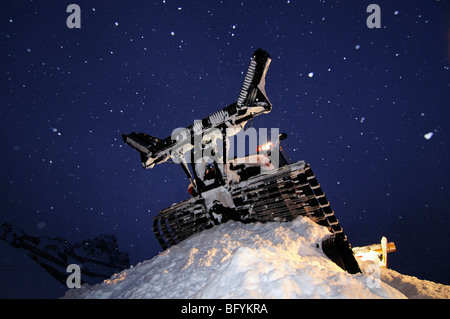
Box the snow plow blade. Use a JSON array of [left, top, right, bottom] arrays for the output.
[[121, 132, 162, 168], [152, 161, 361, 274]]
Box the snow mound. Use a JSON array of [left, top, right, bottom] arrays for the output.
[[62, 217, 448, 299], [379, 268, 450, 299]]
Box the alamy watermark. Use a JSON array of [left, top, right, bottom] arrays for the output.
[[65, 4, 382, 30], [66, 4, 81, 29], [66, 264, 81, 288], [169, 125, 282, 170], [366, 4, 381, 29], [366, 263, 381, 289]]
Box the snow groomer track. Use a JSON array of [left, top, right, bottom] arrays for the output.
[[153, 161, 343, 250]]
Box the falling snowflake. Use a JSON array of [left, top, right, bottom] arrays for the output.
[[423, 132, 433, 140]]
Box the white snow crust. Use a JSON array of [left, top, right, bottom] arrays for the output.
[[63, 217, 449, 299]]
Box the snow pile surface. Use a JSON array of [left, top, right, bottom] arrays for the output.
[[379, 268, 450, 299], [63, 217, 449, 299]]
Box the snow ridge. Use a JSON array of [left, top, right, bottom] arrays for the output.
[[63, 217, 448, 299]]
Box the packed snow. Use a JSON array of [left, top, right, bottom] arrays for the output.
[[63, 216, 450, 299]]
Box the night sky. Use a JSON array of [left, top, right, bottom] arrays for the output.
[[1, 0, 449, 298]]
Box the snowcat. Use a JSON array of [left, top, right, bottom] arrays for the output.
[[122, 49, 361, 274]]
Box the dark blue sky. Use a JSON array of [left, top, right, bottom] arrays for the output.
[[1, 0, 449, 298]]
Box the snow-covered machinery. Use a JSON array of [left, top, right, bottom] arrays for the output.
[[122, 49, 361, 274], [353, 237, 397, 268]]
